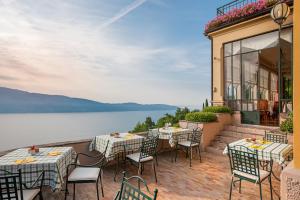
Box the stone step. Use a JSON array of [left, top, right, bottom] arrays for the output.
[[214, 135, 241, 144], [218, 130, 262, 140], [205, 146, 224, 156], [224, 124, 279, 135]]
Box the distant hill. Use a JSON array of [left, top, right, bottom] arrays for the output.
[[0, 87, 177, 113]]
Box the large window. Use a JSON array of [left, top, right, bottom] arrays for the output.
[[223, 28, 293, 114]]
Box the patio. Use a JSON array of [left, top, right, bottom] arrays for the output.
[[42, 150, 280, 200]]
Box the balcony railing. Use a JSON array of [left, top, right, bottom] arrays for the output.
[[217, 0, 260, 16]]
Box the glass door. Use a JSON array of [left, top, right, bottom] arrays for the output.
[[241, 51, 260, 124]]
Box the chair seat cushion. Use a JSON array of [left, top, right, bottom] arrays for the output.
[[233, 169, 269, 182], [68, 167, 100, 182], [178, 141, 199, 147], [126, 153, 153, 163], [18, 189, 40, 200]]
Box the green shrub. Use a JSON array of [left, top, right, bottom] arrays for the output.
[[131, 116, 155, 133], [185, 112, 217, 123], [131, 122, 148, 133], [156, 114, 177, 128], [280, 112, 293, 133], [202, 106, 232, 114]]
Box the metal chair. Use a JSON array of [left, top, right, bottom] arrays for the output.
[[65, 141, 109, 200], [264, 130, 288, 144], [0, 169, 44, 200], [147, 128, 160, 166], [125, 136, 159, 183], [227, 145, 273, 200], [114, 171, 158, 200], [174, 128, 203, 167]]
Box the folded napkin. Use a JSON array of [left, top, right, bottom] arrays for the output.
[[15, 157, 36, 164], [249, 144, 264, 150], [48, 151, 62, 156], [124, 133, 134, 140]]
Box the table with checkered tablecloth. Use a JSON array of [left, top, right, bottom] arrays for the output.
[[158, 127, 191, 147], [0, 147, 75, 190], [223, 139, 293, 164], [89, 133, 145, 161]]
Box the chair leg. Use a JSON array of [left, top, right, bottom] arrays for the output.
[[229, 177, 233, 200], [198, 146, 202, 163], [186, 147, 189, 158], [239, 179, 242, 194], [39, 192, 43, 200], [114, 154, 119, 182], [174, 145, 178, 163], [153, 160, 158, 183], [100, 170, 104, 197], [138, 163, 142, 188], [73, 183, 76, 200], [96, 180, 100, 200], [64, 181, 68, 200], [269, 175, 273, 200], [190, 147, 192, 167], [259, 182, 263, 200], [155, 153, 158, 166]]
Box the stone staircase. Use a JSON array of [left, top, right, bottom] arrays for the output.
[[205, 124, 279, 155]]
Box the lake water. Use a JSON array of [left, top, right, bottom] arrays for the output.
[[0, 110, 175, 151]]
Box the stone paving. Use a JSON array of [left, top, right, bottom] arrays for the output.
[[42, 150, 281, 200]]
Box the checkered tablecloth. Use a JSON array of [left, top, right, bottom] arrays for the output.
[[223, 139, 293, 164], [89, 133, 145, 161], [0, 147, 75, 190], [158, 127, 191, 147]]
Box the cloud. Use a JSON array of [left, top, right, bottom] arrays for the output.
[[0, 75, 17, 81], [0, 0, 209, 106], [100, 0, 147, 29]]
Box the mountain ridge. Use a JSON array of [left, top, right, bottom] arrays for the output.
[[0, 87, 177, 113]]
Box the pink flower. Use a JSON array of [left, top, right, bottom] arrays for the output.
[[205, 0, 274, 32]]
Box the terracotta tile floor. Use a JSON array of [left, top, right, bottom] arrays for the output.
[[44, 151, 281, 200]]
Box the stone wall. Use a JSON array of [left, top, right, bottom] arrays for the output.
[[281, 162, 300, 200]]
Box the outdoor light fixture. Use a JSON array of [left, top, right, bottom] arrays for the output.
[[271, 2, 290, 26], [270, 1, 291, 113]]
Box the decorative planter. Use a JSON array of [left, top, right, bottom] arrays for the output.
[[179, 113, 232, 150]]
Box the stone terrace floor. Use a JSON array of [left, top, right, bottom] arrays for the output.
[[44, 151, 281, 200]]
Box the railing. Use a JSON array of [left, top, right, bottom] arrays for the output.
[[217, 0, 259, 16]]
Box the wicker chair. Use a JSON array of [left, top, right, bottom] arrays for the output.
[[125, 136, 159, 183], [114, 172, 158, 200], [65, 141, 109, 200], [264, 130, 288, 144], [0, 169, 44, 200], [227, 145, 273, 200], [174, 128, 203, 167]]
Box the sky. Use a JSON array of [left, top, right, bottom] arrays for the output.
[[0, 0, 229, 108]]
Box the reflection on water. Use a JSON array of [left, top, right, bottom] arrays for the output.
[[0, 110, 175, 151]]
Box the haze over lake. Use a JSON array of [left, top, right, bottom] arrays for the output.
[[0, 110, 175, 152]]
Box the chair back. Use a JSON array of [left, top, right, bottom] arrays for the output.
[[190, 128, 202, 146], [139, 136, 159, 161], [227, 145, 260, 180], [116, 172, 158, 200], [147, 128, 160, 138], [265, 131, 288, 144], [0, 169, 23, 200], [187, 123, 197, 130]]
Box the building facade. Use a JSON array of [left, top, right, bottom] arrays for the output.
[[205, 0, 294, 126]]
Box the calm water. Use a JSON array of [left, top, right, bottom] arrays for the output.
[[0, 110, 175, 151]]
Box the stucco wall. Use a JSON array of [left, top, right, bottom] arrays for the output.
[[208, 14, 293, 105]]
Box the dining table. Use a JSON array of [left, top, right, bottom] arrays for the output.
[[223, 138, 293, 165], [89, 132, 145, 161], [0, 147, 75, 191], [158, 127, 191, 147]]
